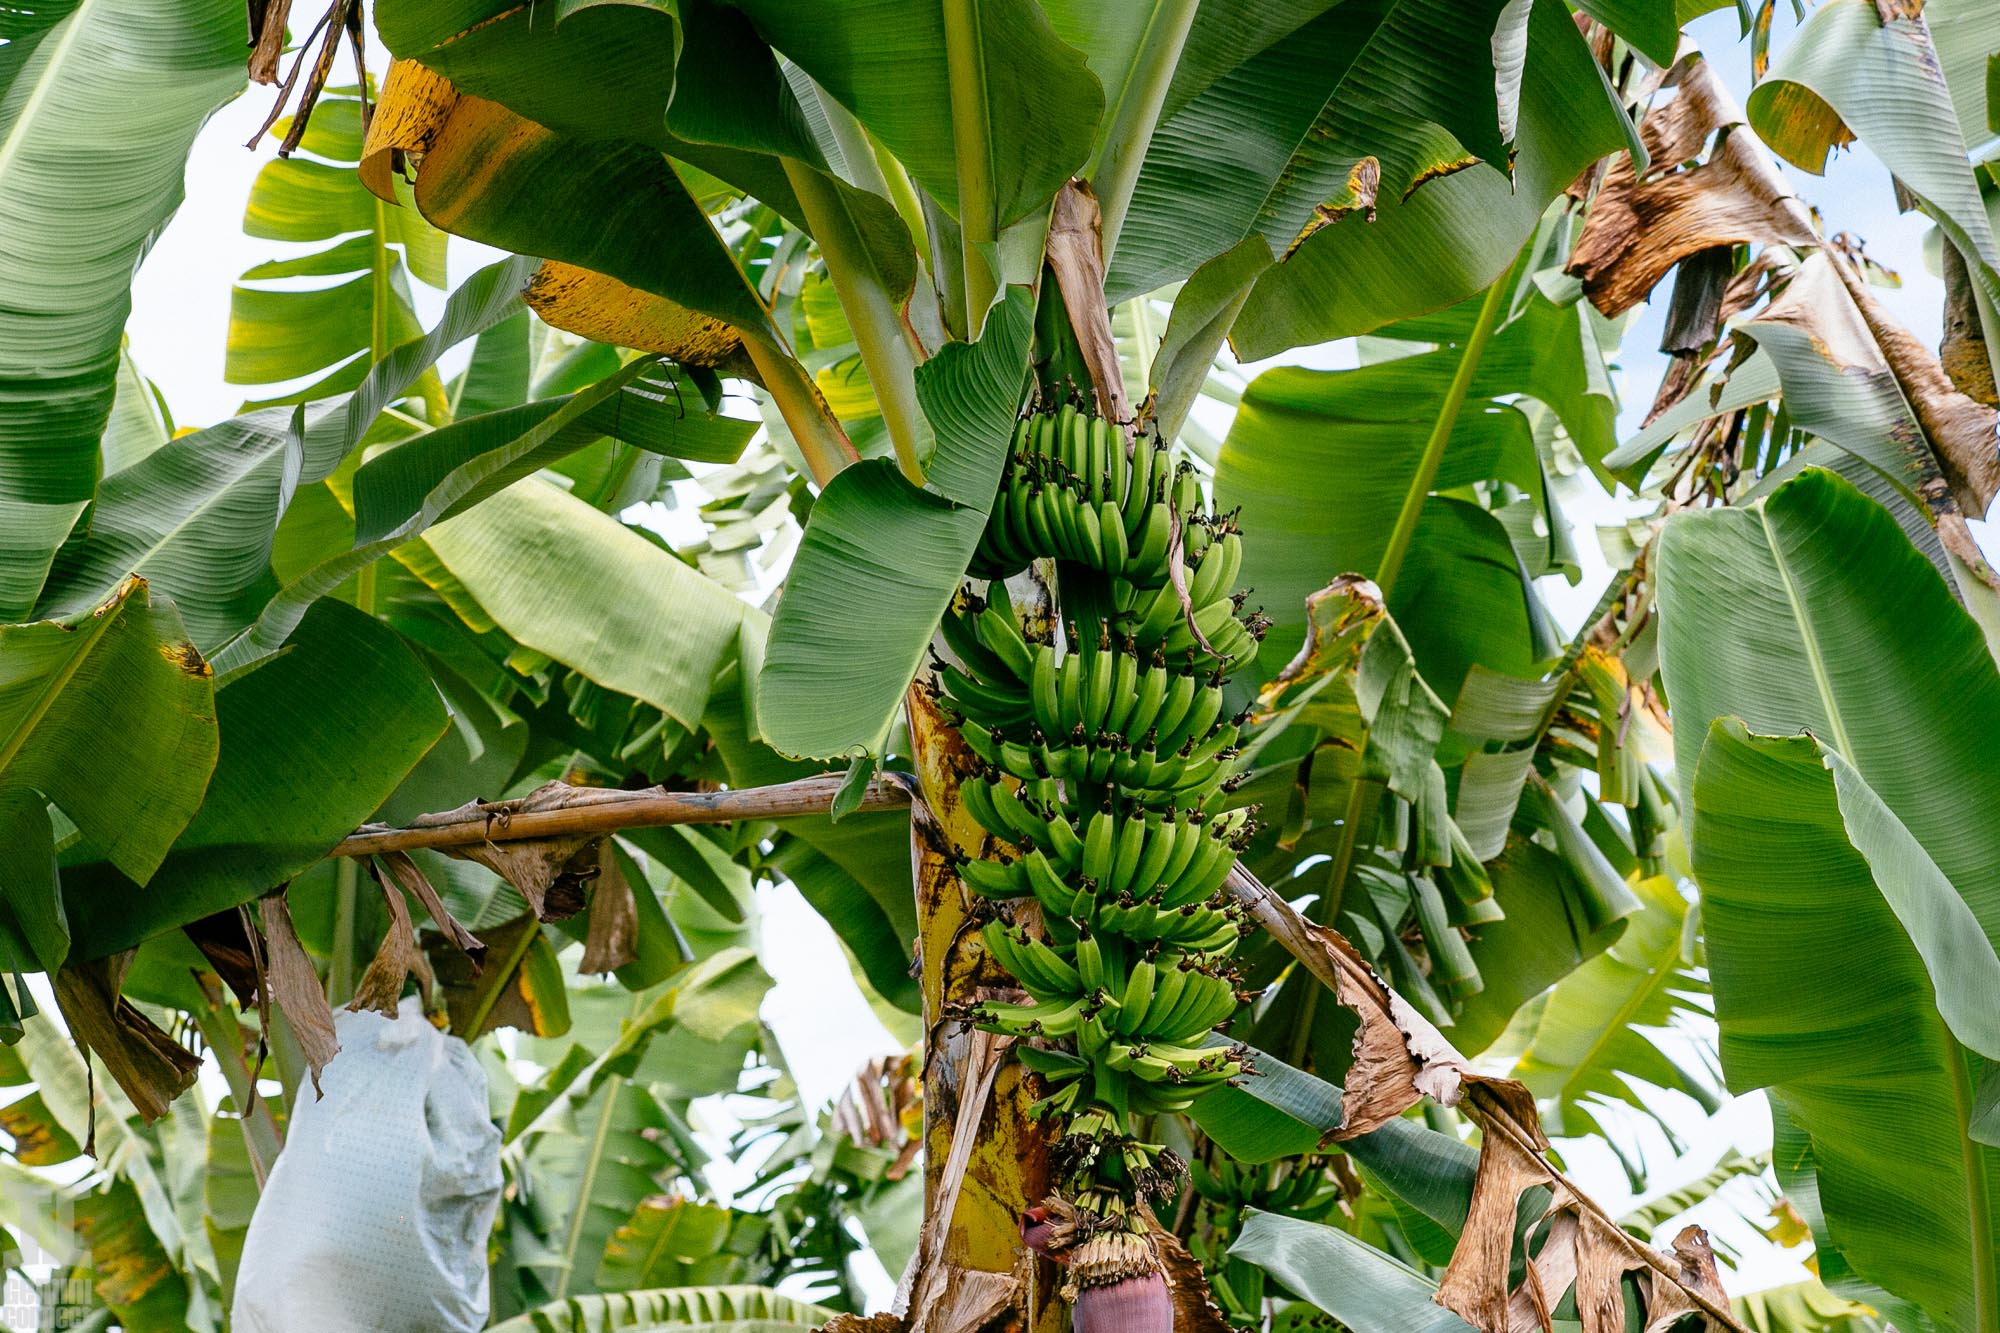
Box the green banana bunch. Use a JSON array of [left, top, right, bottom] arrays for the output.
[[935, 401, 1268, 1231]]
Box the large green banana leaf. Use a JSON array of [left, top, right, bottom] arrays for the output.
[[35, 257, 538, 650], [1690, 721, 2000, 1332], [0, 0, 244, 601], [1226, 0, 1634, 358], [1108, 0, 1518, 302], [756, 288, 1034, 759], [1661, 467, 2000, 1330], [423, 479, 749, 734], [488, 1284, 831, 1333], [1215, 279, 1608, 688], [0, 578, 216, 899], [1748, 0, 2000, 305], [56, 599, 447, 961], [722, 0, 1102, 229], [1230, 1209, 1478, 1333]]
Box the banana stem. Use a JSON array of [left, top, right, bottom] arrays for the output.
[[1373, 271, 1513, 600], [741, 335, 858, 488], [783, 158, 932, 487]]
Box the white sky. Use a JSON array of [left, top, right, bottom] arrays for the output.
[[113, 5, 1979, 1303]]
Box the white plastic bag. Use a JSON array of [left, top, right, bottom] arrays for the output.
[[231, 998, 503, 1333]]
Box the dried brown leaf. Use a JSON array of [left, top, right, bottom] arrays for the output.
[[259, 891, 339, 1093], [376, 850, 485, 967], [578, 841, 639, 975], [348, 863, 433, 1017], [425, 781, 605, 920], [1148, 1217, 1231, 1333], [51, 954, 200, 1125], [180, 909, 264, 1007], [1221, 865, 1467, 1137], [1568, 55, 1814, 318], [1639, 1226, 1732, 1333], [1435, 1078, 1556, 1328], [1046, 180, 1130, 426]]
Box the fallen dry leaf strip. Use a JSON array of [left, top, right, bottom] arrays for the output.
[[259, 890, 340, 1093], [375, 850, 485, 968], [1046, 180, 1131, 428], [578, 841, 639, 975], [1568, 53, 1814, 319], [51, 953, 200, 1126], [348, 861, 434, 1017]]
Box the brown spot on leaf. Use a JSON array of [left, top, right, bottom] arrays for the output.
[[158, 639, 211, 677]]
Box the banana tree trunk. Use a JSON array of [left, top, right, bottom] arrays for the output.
[[903, 574, 1064, 1333]]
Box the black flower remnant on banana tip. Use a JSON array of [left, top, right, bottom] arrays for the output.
[[928, 399, 1267, 1298]]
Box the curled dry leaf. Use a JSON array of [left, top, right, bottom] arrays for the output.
[[1568, 54, 1814, 320], [358, 59, 459, 202], [1145, 1212, 1232, 1333], [1046, 180, 1131, 428], [259, 891, 339, 1094], [51, 953, 200, 1126], [1220, 864, 1467, 1137], [348, 862, 433, 1017], [829, 1052, 923, 1181], [578, 841, 639, 976], [375, 850, 485, 968], [1434, 1073, 1745, 1333]]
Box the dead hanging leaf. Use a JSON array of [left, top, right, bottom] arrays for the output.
[[578, 841, 639, 975], [526, 263, 753, 374], [374, 851, 485, 968], [1637, 1226, 1734, 1333], [51, 954, 200, 1125], [1433, 1073, 1746, 1333], [1822, 250, 2000, 516], [1046, 180, 1131, 428], [245, 0, 294, 83], [1144, 1214, 1232, 1333], [1221, 865, 1467, 1137], [416, 781, 606, 920], [829, 1052, 924, 1180], [180, 909, 265, 1007], [1752, 252, 2000, 585], [359, 58, 459, 202], [426, 911, 571, 1039], [1939, 240, 1996, 406], [258, 891, 339, 1093], [1568, 54, 1814, 319], [348, 862, 434, 1017]]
